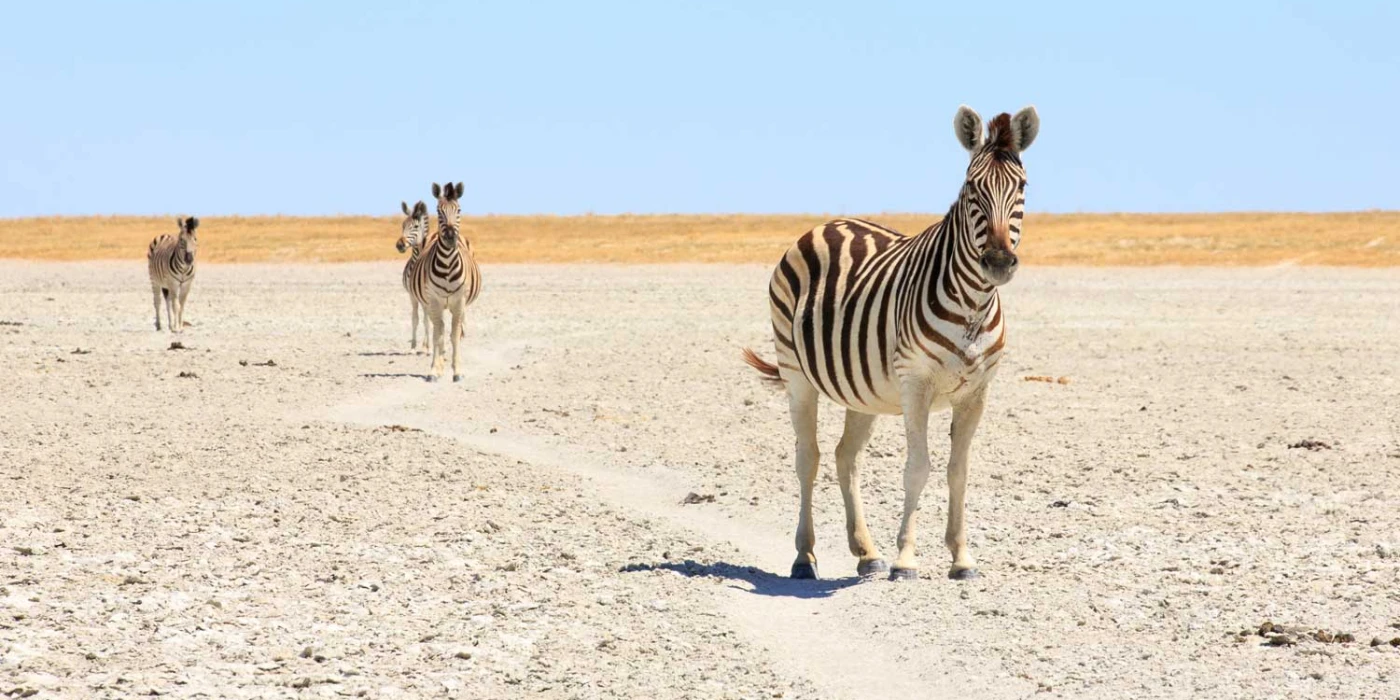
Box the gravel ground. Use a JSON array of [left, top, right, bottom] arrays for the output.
[[1, 261, 1398, 699]]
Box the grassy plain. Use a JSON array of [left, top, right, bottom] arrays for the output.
[[1, 212, 1396, 265]]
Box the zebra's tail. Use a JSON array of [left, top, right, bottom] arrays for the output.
[[741, 348, 784, 383]]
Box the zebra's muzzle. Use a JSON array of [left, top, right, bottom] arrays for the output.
[[979, 249, 1019, 285]]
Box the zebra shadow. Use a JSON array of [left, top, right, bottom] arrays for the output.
[[359, 372, 434, 381], [355, 351, 422, 357], [621, 560, 862, 599]]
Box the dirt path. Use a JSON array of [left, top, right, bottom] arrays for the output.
[[327, 376, 1026, 699]]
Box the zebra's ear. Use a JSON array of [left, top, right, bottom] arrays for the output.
[[954, 105, 983, 152], [176, 217, 186, 232], [1010, 106, 1039, 152], [414, 201, 428, 218], [186, 217, 199, 232], [402, 201, 410, 216], [454, 182, 464, 201], [432, 182, 442, 199]]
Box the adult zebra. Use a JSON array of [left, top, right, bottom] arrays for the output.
[[147, 216, 200, 333], [743, 105, 1040, 581], [407, 182, 482, 382], [396, 200, 432, 352]]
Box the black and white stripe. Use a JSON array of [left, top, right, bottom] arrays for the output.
[[744, 105, 1040, 582], [147, 216, 200, 333], [407, 182, 483, 382]]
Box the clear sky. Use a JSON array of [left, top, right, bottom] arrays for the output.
[[2, 1, 1396, 217]]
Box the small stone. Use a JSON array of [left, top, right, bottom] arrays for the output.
[[1335, 632, 1355, 643], [454, 651, 472, 660], [1377, 543, 1395, 559], [1372, 637, 1386, 647], [290, 677, 311, 689], [1313, 630, 1334, 643], [1258, 621, 1275, 636], [300, 646, 314, 659], [596, 594, 615, 606], [650, 599, 669, 612], [1267, 634, 1296, 647], [13, 546, 35, 556]]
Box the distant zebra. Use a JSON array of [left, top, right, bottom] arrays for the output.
[[743, 105, 1040, 582], [147, 216, 200, 333], [407, 182, 482, 382], [396, 200, 432, 352]]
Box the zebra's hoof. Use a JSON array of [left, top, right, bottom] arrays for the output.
[[452, 374, 463, 383], [427, 375, 441, 383], [857, 559, 890, 578], [889, 567, 919, 581], [948, 567, 981, 581], [790, 562, 818, 580]]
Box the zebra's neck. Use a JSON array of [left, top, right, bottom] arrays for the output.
[[918, 192, 997, 320]]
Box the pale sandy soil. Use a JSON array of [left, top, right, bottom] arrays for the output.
[[1, 261, 1398, 699]]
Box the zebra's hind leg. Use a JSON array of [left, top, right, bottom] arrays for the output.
[[891, 378, 934, 581], [426, 303, 446, 381], [944, 387, 987, 580], [449, 303, 464, 383], [409, 297, 420, 351], [152, 286, 163, 331], [785, 374, 821, 579], [836, 409, 888, 577]]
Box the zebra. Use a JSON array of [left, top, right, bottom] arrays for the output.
[[742, 105, 1039, 582], [406, 182, 482, 382], [396, 200, 432, 352], [147, 216, 200, 333]]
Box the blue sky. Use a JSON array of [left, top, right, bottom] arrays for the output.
[[1, 1, 1396, 216]]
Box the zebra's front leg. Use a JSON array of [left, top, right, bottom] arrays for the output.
[[427, 304, 446, 381], [419, 304, 431, 352], [449, 304, 464, 383], [945, 387, 987, 580], [892, 378, 934, 581], [409, 297, 421, 352], [836, 409, 888, 577], [163, 290, 176, 334], [175, 285, 191, 333], [151, 286, 163, 331], [786, 376, 821, 579]]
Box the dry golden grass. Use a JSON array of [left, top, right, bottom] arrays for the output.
[[2, 212, 1397, 266]]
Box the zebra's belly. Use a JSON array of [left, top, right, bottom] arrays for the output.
[[784, 316, 905, 415]]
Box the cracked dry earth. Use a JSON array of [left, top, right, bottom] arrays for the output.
[[1, 261, 1399, 699]]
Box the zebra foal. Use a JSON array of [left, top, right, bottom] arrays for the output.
[[744, 105, 1040, 581], [147, 216, 200, 333]]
